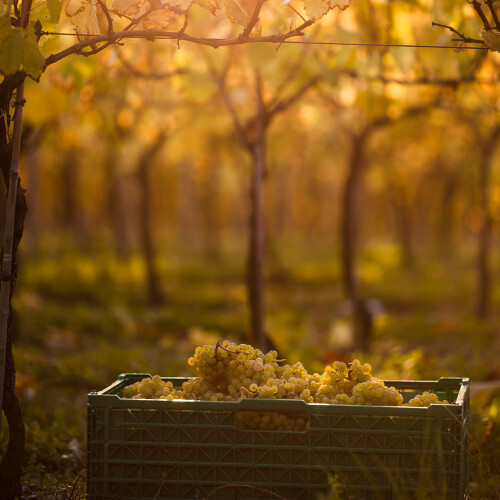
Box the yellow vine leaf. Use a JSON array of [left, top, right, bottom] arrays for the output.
[[482, 29, 500, 52], [112, 0, 144, 16], [304, 0, 349, 21], [142, 8, 174, 28], [331, 0, 349, 9], [65, 0, 100, 40], [224, 0, 250, 26], [64, 0, 85, 16], [194, 0, 220, 15], [161, 0, 193, 15]]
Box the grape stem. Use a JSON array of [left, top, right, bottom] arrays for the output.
[[240, 386, 252, 397], [215, 340, 239, 356]]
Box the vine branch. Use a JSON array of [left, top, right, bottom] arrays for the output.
[[431, 22, 484, 44], [485, 0, 500, 29], [241, 0, 266, 38], [470, 0, 491, 30], [44, 21, 314, 69], [96, 0, 114, 34]]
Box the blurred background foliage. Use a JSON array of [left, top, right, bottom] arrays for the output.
[[1, 0, 500, 497]]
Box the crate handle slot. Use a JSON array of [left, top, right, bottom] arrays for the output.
[[456, 378, 470, 405], [235, 398, 309, 411], [234, 399, 310, 431]]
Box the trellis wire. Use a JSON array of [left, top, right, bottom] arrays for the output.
[[40, 31, 488, 50], [282, 40, 487, 49]]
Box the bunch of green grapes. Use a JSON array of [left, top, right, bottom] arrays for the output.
[[405, 392, 449, 407], [350, 380, 404, 406], [314, 386, 348, 404], [237, 411, 309, 431], [284, 364, 316, 401], [122, 375, 183, 400], [187, 342, 235, 392], [121, 341, 457, 413], [271, 362, 315, 401], [321, 361, 348, 390], [181, 377, 230, 400], [315, 360, 371, 402], [307, 372, 322, 395], [246, 374, 312, 402], [186, 341, 282, 400], [227, 354, 280, 397], [349, 359, 373, 383], [315, 391, 354, 405]]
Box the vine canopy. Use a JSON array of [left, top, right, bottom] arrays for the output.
[[0, 0, 351, 81]]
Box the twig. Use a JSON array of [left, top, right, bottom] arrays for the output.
[[78, 4, 157, 57], [96, 0, 113, 34], [68, 472, 82, 499], [241, 0, 266, 38], [432, 22, 485, 44], [106, 8, 135, 21], [123, 4, 156, 31], [80, 40, 123, 57], [176, 12, 190, 48], [470, 0, 491, 30], [485, 0, 500, 30], [293, 19, 314, 33], [287, 3, 306, 23]]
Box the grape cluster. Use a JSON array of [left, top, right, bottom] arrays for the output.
[[121, 375, 184, 400], [351, 380, 404, 406], [121, 341, 451, 418], [405, 391, 449, 407], [185, 341, 283, 401]]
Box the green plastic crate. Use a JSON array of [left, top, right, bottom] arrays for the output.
[[87, 374, 469, 500]]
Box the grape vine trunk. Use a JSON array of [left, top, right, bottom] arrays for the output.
[[0, 74, 28, 500]]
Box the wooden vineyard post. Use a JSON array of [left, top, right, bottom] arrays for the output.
[[0, 83, 24, 432]]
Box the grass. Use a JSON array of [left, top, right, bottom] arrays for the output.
[[2, 238, 499, 498]]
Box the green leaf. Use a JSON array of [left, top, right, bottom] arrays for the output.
[[47, 0, 62, 23], [0, 16, 45, 80]]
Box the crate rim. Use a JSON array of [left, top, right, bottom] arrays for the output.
[[88, 374, 469, 418]]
